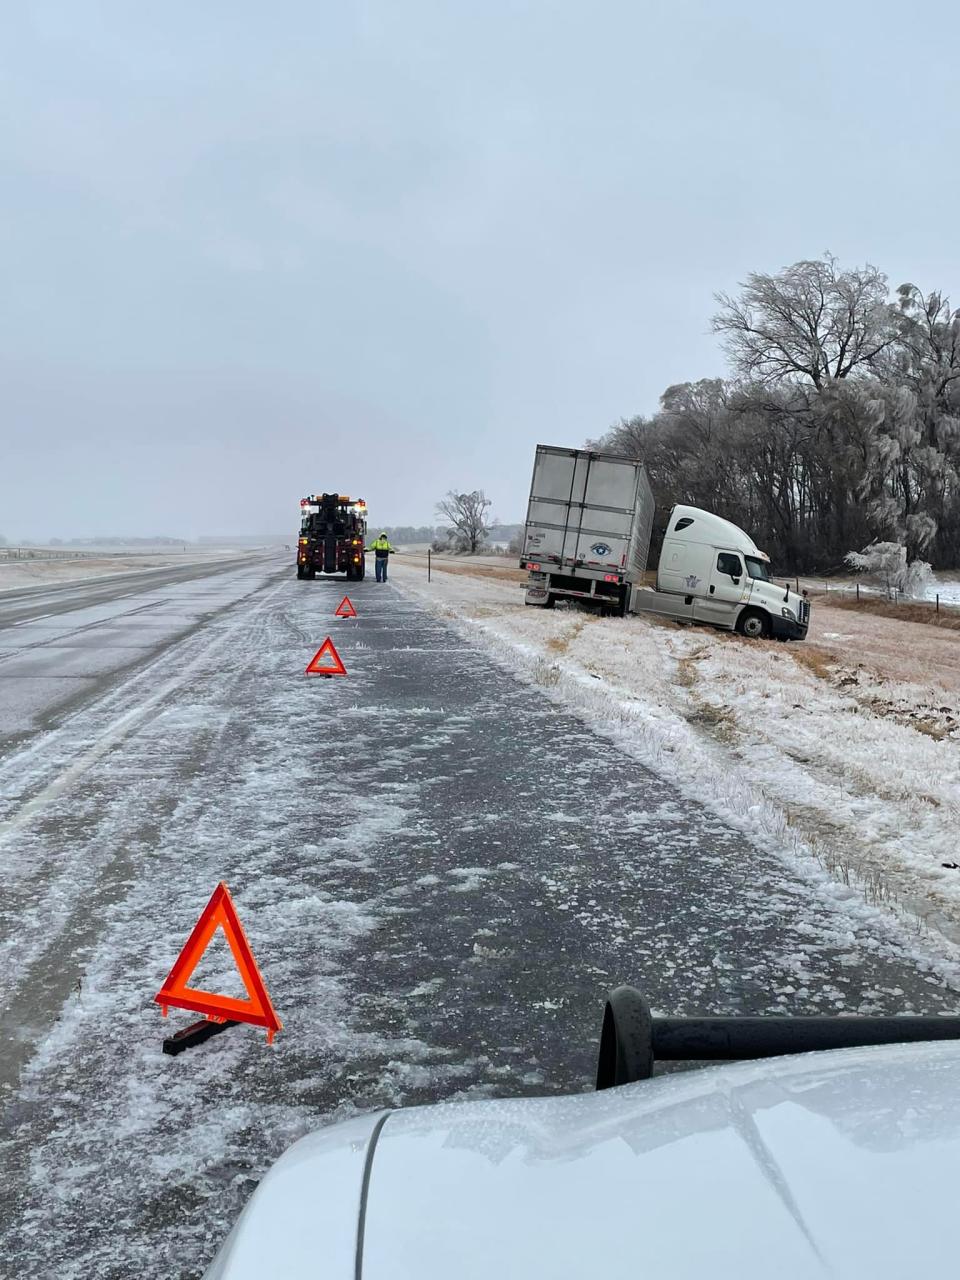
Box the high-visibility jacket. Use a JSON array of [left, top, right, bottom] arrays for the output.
[[370, 536, 394, 558]]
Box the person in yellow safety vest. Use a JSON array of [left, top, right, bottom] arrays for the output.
[[368, 532, 396, 582]]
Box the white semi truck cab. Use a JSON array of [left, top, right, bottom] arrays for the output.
[[520, 447, 809, 640], [631, 504, 810, 640]]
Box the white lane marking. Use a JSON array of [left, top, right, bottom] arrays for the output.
[[11, 613, 54, 626]]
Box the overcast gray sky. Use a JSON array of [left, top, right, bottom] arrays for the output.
[[3, 1, 959, 539]]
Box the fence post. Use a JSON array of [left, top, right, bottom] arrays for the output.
[[856, 582, 860, 602], [428, 548, 431, 583], [937, 594, 940, 615]]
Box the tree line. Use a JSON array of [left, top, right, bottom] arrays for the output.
[[589, 255, 960, 573]]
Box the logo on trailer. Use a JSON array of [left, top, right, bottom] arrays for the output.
[[590, 542, 612, 556]]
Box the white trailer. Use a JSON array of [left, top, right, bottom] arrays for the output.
[[520, 445, 655, 616], [520, 446, 810, 640]]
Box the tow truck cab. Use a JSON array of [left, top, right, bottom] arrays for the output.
[[631, 504, 810, 640], [297, 494, 367, 581]]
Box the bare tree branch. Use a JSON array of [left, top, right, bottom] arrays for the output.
[[435, 490, 493, 554]]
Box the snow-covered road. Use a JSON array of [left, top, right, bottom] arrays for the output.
[[2, 566, 959, 1278], [0, 553, 278, 748]]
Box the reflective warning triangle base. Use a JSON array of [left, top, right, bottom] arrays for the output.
[[305, 636, 347, 676], [334, 595, 357, 618], [154, 882, 282, 1042]]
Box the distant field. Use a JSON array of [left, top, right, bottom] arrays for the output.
[[0, 546, 264, 592]]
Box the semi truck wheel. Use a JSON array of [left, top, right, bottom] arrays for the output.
[[296, 565, 305, 579], [736, 609, 769, 639]]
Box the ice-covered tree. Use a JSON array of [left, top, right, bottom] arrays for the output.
[[712, 255, 898, 389], [844, 541, 932, 597], [589, 254, 960, 573]]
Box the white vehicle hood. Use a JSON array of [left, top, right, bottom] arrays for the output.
[[206, 1041, 960, 1278]]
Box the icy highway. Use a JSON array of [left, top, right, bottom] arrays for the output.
[[1, 557, 957, 1278]]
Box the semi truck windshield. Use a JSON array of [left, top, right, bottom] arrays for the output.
[[745, 555, 771, 581]]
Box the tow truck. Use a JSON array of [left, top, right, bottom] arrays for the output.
[[296, 494, 367, 581]]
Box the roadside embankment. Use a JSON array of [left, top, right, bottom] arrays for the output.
[[391, 557, 960, 958]]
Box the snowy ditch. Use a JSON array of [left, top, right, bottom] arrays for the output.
[[390, 561, 960, 965]]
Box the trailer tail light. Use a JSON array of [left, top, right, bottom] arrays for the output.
[[604, 574, 618, 583], [527, 562, 541, 571]]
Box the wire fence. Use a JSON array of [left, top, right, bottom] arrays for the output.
[[801, 577, 960, 614]]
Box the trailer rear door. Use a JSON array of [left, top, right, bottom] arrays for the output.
[[522, 446, 648, 575]]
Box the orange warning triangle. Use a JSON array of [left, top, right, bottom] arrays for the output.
[[334, 595, 357, 618], [154, 882, 282, 1042], [305, 636, 347, 676]]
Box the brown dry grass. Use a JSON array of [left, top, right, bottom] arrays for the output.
[[545, 618, 589, 655], [824, 596, 960, 631], [790, 645, 839, 681], [423, 560, 527, 584], [675, 645, 709, 687]]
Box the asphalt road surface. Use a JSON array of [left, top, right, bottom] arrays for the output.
[[1, 562, 957, 1278], [0, 554, 279, 750]]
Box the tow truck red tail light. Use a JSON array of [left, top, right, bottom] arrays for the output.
[[604, 574, 618, 583]]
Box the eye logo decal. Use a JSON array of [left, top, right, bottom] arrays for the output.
[[590, 542, 612, 556]]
